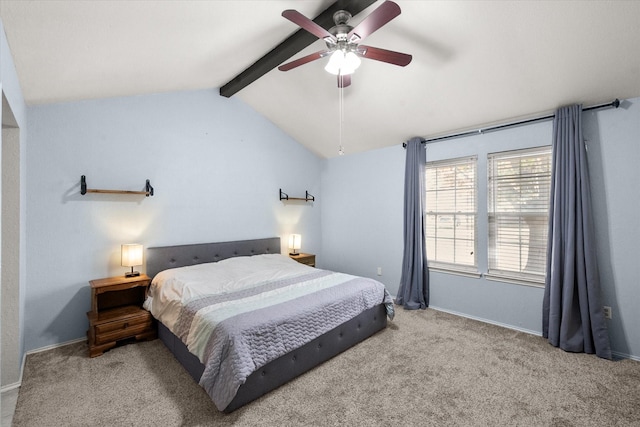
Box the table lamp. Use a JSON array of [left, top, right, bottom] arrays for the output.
[[288, 234, 301, 256], [121, 244, 143, 277]]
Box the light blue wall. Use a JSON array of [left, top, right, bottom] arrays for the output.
[[25, 89, 323, 352], [583, 101, 640, 359], [320, 98, 640, 359], [320, 145, 405, 289]]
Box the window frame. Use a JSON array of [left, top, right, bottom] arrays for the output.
[[424, 155, 479, 275], [486, 146, 552, 286]]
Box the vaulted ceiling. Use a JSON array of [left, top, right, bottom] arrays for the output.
[[1, 1, 639, 158]]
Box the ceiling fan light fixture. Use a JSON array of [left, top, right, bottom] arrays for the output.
[[324, 50, 345, 75], [343, 51, 361, 74], [280, 1, 410, 86], [324, 50, 361, 76]]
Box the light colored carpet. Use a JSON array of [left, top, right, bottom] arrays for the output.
[[13, 308, 640, 426]]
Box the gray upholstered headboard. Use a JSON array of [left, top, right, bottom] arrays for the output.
[[146, 237, 281, 279]]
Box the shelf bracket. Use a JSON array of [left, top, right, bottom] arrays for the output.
[[81, 175, 154, 197], [279, 188, 315, 202], [305, 191, 315, 202], [145, 180, 154, 197], [81, 175, 87, 195]]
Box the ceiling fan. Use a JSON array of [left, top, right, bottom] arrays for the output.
[[278, 1, 412, 88]]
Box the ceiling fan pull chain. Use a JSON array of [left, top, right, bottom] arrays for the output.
[[338, 84, 345, 156]]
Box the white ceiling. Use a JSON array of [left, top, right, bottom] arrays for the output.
[[1, 1, 639, 158]]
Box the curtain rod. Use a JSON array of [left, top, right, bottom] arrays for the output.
[[402, 99, 620, 147]]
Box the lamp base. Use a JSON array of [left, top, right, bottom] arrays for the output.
[[289, 252, 300, 256], [125, 270, 141, 278]]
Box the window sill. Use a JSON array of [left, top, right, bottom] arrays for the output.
[[484, 274, 545, 288], [428, 266, 482, 279]]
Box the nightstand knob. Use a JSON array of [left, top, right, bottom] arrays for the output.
[[123, 322, 129, 329]]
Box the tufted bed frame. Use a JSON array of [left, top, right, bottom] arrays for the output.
[[146, 237, 387, 413]]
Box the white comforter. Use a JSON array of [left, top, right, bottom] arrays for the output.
[[146, 254, 313, 334]]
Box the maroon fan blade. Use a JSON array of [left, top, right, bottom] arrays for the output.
[[282, 10, 336, 41], [347, 1, 401, 43], [337, 74, 352, 88], [279, 50, 330, 71], [359, 45, 412, 67]]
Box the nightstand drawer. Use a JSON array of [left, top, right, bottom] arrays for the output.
[[94, 311, 152, 335], [95, 321, 153, 345], [89, 305, 154, 345]]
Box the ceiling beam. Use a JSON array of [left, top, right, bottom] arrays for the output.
[[219, 0, 377, 98]]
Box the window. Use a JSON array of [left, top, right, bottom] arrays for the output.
[[425, 156, 477, 272], [487, 147, 552, 284]]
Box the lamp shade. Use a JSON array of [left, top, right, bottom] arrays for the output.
[[288, 234, 301, 251], [324, 50, 345, 75], [121, 244, 143, 267], [324, 50, 361, 76], [342, 52, 361, 74]]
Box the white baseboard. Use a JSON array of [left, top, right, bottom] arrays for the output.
[[429, 305, 543, 337], [1, 380, 21, 393], [1, 337, 86, 393], [429, 305, 639, 361], [612, 351, 640, 362], [0, 354, 25, 393], [24, 337, 86, 355]]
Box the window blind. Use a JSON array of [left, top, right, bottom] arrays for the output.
[[425, 156, 477, 271], [488, 147, 552, 283]]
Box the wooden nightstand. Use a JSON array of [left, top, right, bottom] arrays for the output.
[[289, 253, 315, 267], [87, 274, 156, 357]]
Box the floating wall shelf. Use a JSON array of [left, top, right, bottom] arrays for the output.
[[81, 175, 154, 197], [279, 188, 314, 202]]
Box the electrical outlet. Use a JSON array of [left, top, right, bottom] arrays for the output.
[[377, 267, 382, 276], [603, 306, 612, 319]]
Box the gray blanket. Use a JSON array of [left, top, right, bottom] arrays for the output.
[[174, 269, 394, 410]]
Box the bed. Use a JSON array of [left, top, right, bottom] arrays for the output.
[[145, 237, 393, 413]]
